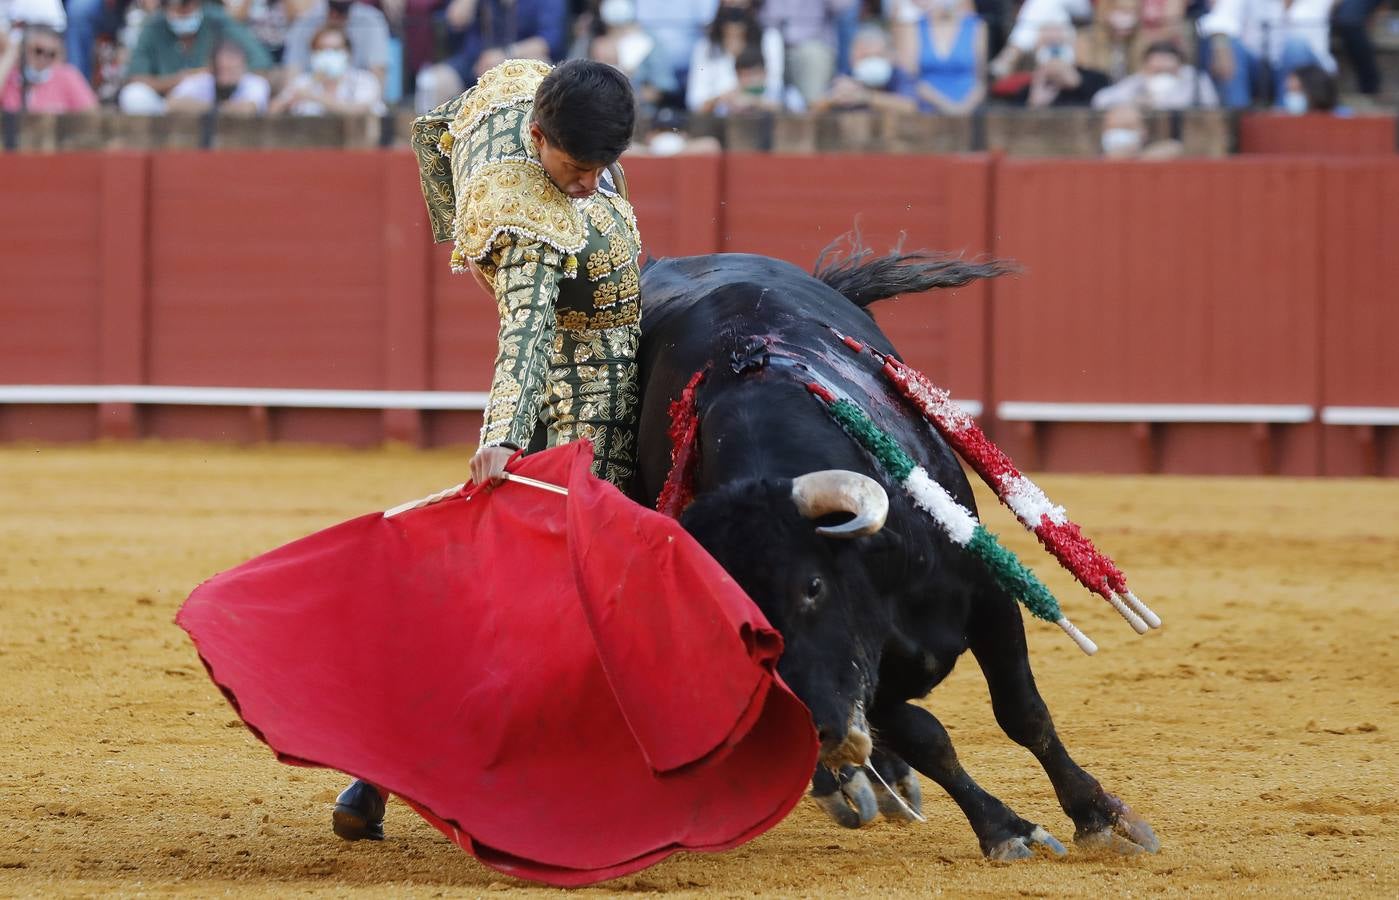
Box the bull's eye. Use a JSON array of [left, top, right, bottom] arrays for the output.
[[804, 576, 823, 602]]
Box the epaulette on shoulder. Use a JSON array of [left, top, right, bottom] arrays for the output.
[[448, 59, 552, 147], [452, 160, 586, 271]]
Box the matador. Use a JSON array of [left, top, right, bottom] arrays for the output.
[[329, 59, 643, 842], [410, 57, 643, 489]]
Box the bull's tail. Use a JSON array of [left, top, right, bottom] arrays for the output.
[[814, 232, 1016, 310]]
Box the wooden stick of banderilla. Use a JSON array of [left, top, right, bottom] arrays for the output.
[[383, 473, 568, 518]]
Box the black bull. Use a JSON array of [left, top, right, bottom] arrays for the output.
[[632, 251, 1159, 859]]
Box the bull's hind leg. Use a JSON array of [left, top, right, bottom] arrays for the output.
[[968, 596, 1160, 855], [872, 701, 1067, 859]]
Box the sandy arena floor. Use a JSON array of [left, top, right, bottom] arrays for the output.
[[1, 443, 1395, 898]]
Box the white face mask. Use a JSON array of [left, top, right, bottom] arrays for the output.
[[929, 0, 959, 15], [1035, 43, 1075, 68], [1282, 91, 1308, 115], [853, 56, 893, 89], [168, 10, 203, 36], [1145, 72, 1177, 100], [1101, 127, 1142, 156], [24, 64, 54, 83], [599, 0, 636, 27], [311, 47, 350, 79]]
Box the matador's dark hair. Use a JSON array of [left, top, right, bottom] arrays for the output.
[[532, 59, 636, 167]]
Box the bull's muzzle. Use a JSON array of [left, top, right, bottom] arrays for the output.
[[817, 701, 873, 769]]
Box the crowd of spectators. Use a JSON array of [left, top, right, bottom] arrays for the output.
[[0, 0, 1391, 143]]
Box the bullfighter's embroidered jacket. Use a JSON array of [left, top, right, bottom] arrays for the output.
[[411, 59, 641, 487]]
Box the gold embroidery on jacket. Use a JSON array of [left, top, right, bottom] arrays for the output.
[[455, 160, 586, 264], [449, 59, 550, 145], [586, 250, 613, 282], [593, 281, 619, 308]]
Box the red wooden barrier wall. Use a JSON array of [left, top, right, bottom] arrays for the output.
[[0, 154, 108, 440], [1320, 160, 1399, 476], [992, 158, 1325, 475], [2, 150, 1397, 474], [1238, 114, 1396, 156]]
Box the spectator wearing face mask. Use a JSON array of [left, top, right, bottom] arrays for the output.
[[0, 22, 98, 112], [711, 41, 803, 114], [165, 39, 271, 113], [284, 0, 390, 87], [1092, 40, 1216, 110], [119, 0, 273, 115], [1099, 102, 1182, 159], [893, 0, 986, 115], [1279, 63, 1341, 115], [686, 2, 785, 114], [1196, 0, 1335, 109], [988, 0, 1091, 79], [1009, 20, 1107, 108], [813, 22, 916, 113], [572, 0, 677, 113], [271, 23, 384, 114]]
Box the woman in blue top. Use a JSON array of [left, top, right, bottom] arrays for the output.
[[894, 0, 986, 114]]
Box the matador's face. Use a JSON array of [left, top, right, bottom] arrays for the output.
[[530, 122, 608, 201]]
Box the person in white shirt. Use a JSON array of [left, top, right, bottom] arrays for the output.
[[686, 2, 785, 114], [270, 24, 384, 115], [1196, 0, 1334, 108], [165, 40, 271, 114], [987, 0, 1091, 78], [1091, 40, 1218, 110]]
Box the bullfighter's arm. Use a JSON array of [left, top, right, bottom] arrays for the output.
[[479, 237, 564, 450]]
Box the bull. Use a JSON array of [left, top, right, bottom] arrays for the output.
[[634, 249, 1159, 859]]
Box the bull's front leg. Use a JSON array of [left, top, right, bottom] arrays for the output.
[[811, 763, 878, 828], [868, 746, 924, 822], [871, 700, 1068, 860], [968, 599, 1160, 855], [810, 747, 925, 828]]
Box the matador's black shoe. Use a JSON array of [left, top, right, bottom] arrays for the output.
[[332, 779, 386, 841]]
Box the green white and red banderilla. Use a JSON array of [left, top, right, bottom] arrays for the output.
[[806, 381, 1098, 657], [831, 329, 1160, 635]]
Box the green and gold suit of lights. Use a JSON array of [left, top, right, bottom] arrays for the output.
[[411, 59, 642, 487]]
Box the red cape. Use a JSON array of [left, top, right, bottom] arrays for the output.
[[176, 442, 818, 886]]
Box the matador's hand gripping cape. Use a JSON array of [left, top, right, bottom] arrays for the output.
[[410, 60, 643, 485], [177, 442, 819, 886]]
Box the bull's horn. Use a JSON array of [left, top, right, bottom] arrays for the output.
[[791, 470, 888, 538]]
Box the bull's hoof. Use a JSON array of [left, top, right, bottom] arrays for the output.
[[811, 767, 878, 829], [873, 771, 924, 823], [987, 825, 1067, 861], [1074, 803, 1159, 855], [332, 780, 385, 842]]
